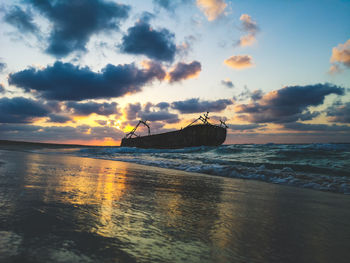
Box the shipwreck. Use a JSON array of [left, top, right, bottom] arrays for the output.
[[120, 112, 227, 149]]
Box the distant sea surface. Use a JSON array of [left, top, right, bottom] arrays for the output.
[[70, 143, 350, 194]]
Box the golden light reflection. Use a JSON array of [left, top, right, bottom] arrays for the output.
[[38, 156, 128, 206]]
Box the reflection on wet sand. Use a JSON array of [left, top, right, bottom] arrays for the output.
[[0, 149, 350, 263]]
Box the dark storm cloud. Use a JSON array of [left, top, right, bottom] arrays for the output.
[[0, 84, 4, 93], [47, 114, 72, 123], [221, 79, 234, 88], [171, 98, 233, 114], [283, 122, 350, 132], [120, 20, 176, 62], [0, 97, 49, 123], [66, 101, 118, 116], [9, 61, 165, 101], [28, 0, 130, 57], [235, 83, 344, 123], [326, 102, 350, 123], [4, 5, 39, 35], [168, 61, 201, 82]]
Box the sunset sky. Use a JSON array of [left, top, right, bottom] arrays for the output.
[[0, 0, 349, 145]]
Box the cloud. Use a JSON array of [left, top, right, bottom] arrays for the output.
[[221, 79, 234, 88], [153, 0, 191, 11], [237, 34, 256, 47], [171, 98, 233, 113], [167, 61, 201, 82], [240, 14, 259, 33], [0, 84, 4, 93], [224, 55, 254, 69], [326, 102, 350, 123], [4, 5, 39, 36], [119, 19, 176, 62], [196, 0, 227, 21], [95, 120, 107, 126], [0, 62, 7, 72], [124, 102, 179, 123], [0, 123, 124, 142], [125, 103, 142, 121], [235, 83, 344, 123], [66, 101, 118, 116], [329, 39, 350, 72], [28, 0, 130, 57], [328, 64, 342, 74], [0, 97, 49, 123], [153, 0, 172, 10], [156, 102, 170, 110], [237, 14, 259, 47], [176, 35, 197, 58], [47, 114, 72, 123], [283, 122, 350, 132], [298, 110, 321, 121], [9, 61, 165, 101], [250, 90, 263, 101], [229, 124, 266, 131], [233, 87, 263, 102], [138, 111, 179, 123]]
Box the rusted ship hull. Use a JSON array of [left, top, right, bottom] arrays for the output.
[[120, 124, 226, 149]]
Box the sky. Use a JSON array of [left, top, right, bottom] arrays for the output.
[[0, 0, 349, 145]]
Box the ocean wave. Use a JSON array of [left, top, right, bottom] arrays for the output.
[[75, 144, 350, 194]]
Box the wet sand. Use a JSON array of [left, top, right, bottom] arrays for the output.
[[0, 149, 350, 263]]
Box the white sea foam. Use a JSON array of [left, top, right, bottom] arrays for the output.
[[76, 144, 350, 194]]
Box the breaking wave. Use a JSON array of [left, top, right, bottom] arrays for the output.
[[76, 144, 350, 194]]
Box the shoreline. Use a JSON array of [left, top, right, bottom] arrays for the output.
[[0, 149, 350, 262], [1, 139, 349, 148], [1, 142, 350, 195]]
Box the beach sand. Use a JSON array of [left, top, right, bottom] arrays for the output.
[[0, 148, 350, 263]]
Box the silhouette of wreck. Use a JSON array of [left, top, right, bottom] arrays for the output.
[[120, 112, 227, 149]]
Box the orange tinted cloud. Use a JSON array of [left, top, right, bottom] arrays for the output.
[[238, 34, 256, 47], [224, 55, 254, 69], [330, 39, 350, 72], [167, 61, 201, 82], [196, 0, 227, 21], [237, 14, 259, 47]]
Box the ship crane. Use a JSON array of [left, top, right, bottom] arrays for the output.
[[219, 120, 228, 128], [125, 120, 150, 138]]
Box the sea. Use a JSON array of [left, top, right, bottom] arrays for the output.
[[1, 142, 350, 262], [74, 143, 350, 194]]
